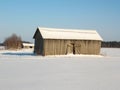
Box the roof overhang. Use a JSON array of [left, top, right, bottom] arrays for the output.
[[33, 27, 103, 41]]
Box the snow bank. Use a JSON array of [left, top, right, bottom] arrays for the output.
[[0, 48, 120, 90], [101, 48, 120, 57]]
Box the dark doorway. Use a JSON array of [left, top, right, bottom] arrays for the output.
[[72, 43, 75, 54]]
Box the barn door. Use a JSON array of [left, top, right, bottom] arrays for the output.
[[74, 44, 81, 54], [66, 43, 75, 54]]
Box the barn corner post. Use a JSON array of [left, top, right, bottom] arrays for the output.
[[99, 40, 102, 55]]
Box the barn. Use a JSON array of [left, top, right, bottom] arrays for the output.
[[33, 27, 103, 56]]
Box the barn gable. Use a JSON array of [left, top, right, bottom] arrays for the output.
[[33, 28, 43, 39]]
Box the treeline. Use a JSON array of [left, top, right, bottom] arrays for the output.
[[101, 41, 120, 48]]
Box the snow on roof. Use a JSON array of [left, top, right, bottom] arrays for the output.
[[36, 27, 103, 41], [22, 43, 34, 47]]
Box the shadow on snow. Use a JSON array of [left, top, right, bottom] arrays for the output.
[[2, 52, 35, 56]]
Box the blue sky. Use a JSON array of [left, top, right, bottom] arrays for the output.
[[0, 0, 120, 42]]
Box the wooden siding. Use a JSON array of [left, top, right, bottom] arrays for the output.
[[43, 39, 101, 56], [34, 30, 44, 55], [34, 38, 44, 55]]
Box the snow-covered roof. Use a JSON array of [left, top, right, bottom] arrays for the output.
[[22, 43, 34, 47], [34, 27, 103, 41]]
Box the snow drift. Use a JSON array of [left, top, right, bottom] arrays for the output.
[[0, 48, 120, 90]]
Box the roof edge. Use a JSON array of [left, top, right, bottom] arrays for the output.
[[35, 27, 103, 41]]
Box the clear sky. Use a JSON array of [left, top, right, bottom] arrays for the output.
[[0, 0, 120, 43]]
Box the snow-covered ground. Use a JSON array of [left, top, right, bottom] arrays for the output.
[[0, 48, 120, 90]]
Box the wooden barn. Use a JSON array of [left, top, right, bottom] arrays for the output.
[[33, 27, 103, 56]]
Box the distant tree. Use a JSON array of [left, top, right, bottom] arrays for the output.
[[3, 34, 22, 49]]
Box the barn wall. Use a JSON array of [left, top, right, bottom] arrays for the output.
[[34, 38, 44, 55], [77, 40, 101, 55], [44, 39, 67, 55], [34, 31, 44, 55], [43, 39, 101, 56]]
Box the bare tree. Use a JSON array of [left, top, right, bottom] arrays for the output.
[[4, 34, 22, 49]]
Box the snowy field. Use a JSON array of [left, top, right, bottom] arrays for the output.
[[0, 48, 120, 90]]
